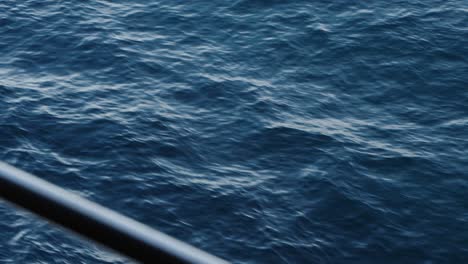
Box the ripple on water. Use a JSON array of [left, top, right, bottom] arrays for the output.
[[1, 0, 468, 263]]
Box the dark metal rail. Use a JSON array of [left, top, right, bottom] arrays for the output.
[[0, 161, 228, 264]]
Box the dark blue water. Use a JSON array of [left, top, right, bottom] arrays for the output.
[[1, 1, 467, 263]]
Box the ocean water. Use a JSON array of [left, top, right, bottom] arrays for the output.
[[1, 0, 467, 263]]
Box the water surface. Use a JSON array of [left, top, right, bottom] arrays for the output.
[[1, 1, 467, 263]]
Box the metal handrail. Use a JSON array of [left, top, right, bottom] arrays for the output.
[[0, 161, 228, 264]]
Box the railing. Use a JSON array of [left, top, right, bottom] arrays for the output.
[[0, 161, 228, 264]]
